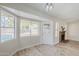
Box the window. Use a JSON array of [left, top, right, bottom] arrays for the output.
[[20, 19, 40, 37], [0, 10, 16, 42], [20, 19, 30, 37], [30, 21, 39, 36]]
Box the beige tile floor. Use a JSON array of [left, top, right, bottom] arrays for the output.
[[14, 40, 79, 56]]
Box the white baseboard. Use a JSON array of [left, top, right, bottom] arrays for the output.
[[10, 42, 42, 56], [0, 53, 10, 56], [0, 42, 56, 56]]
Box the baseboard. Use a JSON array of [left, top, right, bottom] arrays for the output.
[[53, 41, 59, 45], [10, 42, 42, 56], [2, 42, 56, 56], [0, 53, 10, 56]]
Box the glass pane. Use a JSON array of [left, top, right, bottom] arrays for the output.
[[30, 22, 39, 36], [1, 28, 15, 42], [0, 10, 15, 43], [1, 15, 14, 27], [20, 19, 30, 37]]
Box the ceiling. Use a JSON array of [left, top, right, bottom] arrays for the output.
[[1, 3, 79, 22], [26, 3, 79, 22]]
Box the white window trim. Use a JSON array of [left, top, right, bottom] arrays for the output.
[[0, 7, 16, 43]]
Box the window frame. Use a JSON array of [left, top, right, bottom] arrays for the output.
[[20, 18, 31, 37], [0, 8, 16, 42], [20, 18, 40, 37]]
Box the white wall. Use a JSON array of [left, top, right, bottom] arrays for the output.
[[0, 20, 54, 56], [0, 5, 56, 56], [68, 21, 79, 41]]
